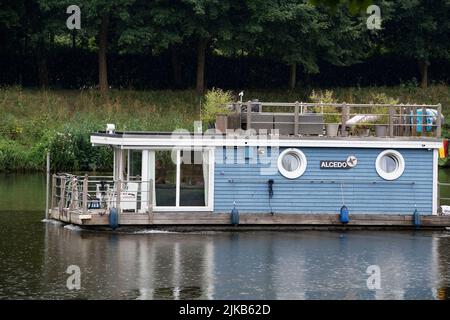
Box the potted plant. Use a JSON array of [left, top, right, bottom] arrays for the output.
[[200, 88, 233, 131], [370, 94, 399, 137], [310, 90, 341, 137], [352, 121, 371, 137], [323, 106, 341, 137]]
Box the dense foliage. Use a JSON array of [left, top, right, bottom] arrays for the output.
[[1, 1, 449, 92]]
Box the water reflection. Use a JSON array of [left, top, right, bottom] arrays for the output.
[[1, 171, 450, 300], [41, 223, 215, 299], [36, 222, 450, 300]]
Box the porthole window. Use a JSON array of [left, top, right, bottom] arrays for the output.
[[278, 148, 307, 179], [375, 150, 405, 180]]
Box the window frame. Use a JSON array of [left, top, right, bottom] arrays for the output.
[[277, 148, 308, 179], [375, 149, 405, 181], [143, 148, 214, 212]]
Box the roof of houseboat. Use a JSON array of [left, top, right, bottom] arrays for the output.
[[91, 131, 443, 149]]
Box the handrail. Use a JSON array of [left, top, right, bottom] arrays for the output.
[[51, 173, 154, 215], [242, 102, 440, 108], [235, 101, 443, 138]]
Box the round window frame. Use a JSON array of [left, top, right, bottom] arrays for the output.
[[277, 148, 307, 179], [375, 149, 405, 181]]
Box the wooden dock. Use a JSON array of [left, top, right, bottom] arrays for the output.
[[49, 209, 450, 230]]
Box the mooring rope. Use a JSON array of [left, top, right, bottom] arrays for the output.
[[340, 182, 346, 206]]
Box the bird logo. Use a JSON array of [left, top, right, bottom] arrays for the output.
[[347, 155, 358, 168]]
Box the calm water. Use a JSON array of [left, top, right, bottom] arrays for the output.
[[1, 173, 450, 300]]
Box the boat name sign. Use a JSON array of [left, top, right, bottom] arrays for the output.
[[320, 156, 358, 169]]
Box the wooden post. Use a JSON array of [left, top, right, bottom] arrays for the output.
[[405, 106, 411, 136], [437, 103, 442, 137], [341, 103, 349, 137], [389, 105, 395, 137], [399, 106, 403, 136], [45, 152, 50, 219], [246, 100, 252, 130], [294, 101, 299, 135], [421, 106, 426, 135], [82, 174, 88, 214], [51, 174, 56, 210], [412, 106, 417, 136]]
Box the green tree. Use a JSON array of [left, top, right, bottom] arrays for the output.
[[244, 0, 374, 89], [39, 0, 134, 93], [120, 0, 236, 94], [0, 1, 25, 54], [383, 0, 450, 88]]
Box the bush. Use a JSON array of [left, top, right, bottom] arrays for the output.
[[0, 139, 28, 171], [200, 88, 234, 125], [309, 90, 340, 123]]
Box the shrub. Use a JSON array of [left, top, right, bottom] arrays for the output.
[[200, 88, 234, 125], [310, 90, 340, 123]]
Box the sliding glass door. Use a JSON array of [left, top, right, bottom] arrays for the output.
[[180, 150, 207, 207], [154, 150, 177, 207], [151, 148, 212, 211]]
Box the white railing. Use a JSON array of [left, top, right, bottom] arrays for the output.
[[51, 173, 153, 215]]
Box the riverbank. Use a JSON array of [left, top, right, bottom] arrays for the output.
[[1, 85, 449, 172]]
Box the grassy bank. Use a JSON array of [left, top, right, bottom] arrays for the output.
[[1, 85, 449, 172]]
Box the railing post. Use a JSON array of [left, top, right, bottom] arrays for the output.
[[148, 179, 153, 213], [437, 103, 442, 138], [82, 174, 88, 214], [246, 100, 252, 130], [404, 105, 410, 136], [70, 177, 77, 210], [412, 106, 417, 136], [389, 105, 395, 137], [294, 101, 299, 135], [51, 174, 56, 210], [421, 106, 426, 135], [59, 176, 66, 215], [399, 105, 403, 136], [341, 103, 349, 137], [116, 179, 122, 214]]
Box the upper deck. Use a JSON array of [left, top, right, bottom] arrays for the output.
[[91, 101, 444, 150]]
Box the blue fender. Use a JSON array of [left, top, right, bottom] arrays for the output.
[[340, 205, 349, 224], [109, 208, 119, 230]]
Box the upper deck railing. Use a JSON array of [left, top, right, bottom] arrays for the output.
[[219, 101, 443, 138]]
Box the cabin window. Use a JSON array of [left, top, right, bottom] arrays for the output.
[[147, 148, 213, 210], [375, 150, 405, 180], [277, 148, 307, 179]]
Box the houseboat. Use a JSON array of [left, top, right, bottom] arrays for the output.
[[48, 101, 450, 229]]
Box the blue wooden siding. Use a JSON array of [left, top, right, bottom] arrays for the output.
[[214, 147, 433, 214]]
